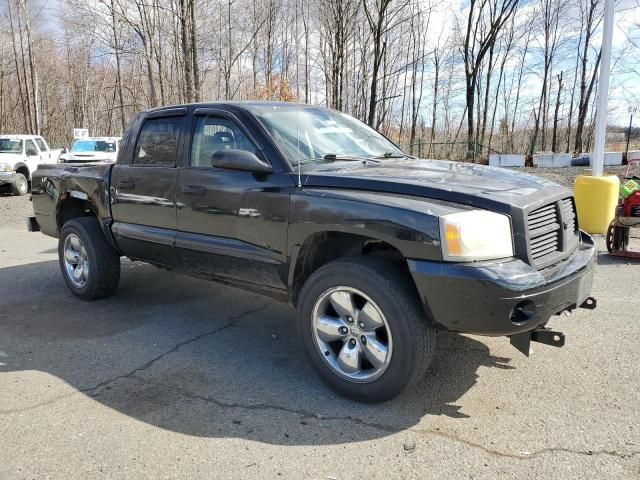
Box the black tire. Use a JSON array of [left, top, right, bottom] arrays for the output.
[[607, 220, 630, 253], [10, 173, 28, 196], [297, 257, 435, 403], [58, 217, 121, 300]]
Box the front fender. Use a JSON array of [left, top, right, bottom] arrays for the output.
[[288, 188, 462, 261], [13, 162, 29, 176]]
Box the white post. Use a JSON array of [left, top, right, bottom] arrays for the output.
[[592, 0, 615, 177]]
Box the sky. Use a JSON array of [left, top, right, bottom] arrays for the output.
[[24, 0, 640, 127]]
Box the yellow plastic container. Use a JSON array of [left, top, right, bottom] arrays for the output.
[[573, 175, 620, 234]]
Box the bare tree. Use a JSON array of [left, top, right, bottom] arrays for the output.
[[462, 0, 518, 160]]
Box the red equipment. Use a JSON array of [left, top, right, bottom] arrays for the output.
[[607, 159, 640, 259]]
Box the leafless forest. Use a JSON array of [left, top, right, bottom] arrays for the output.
[[1, 0, 639, 160]]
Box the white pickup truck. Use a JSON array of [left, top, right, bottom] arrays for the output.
[[0, 135, 62, 195]]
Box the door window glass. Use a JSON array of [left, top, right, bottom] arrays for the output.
[[191, 116, 256, 168], [133, 116, 183, 166], [34, 138, 48, 151], [25, 139, 38, 156]]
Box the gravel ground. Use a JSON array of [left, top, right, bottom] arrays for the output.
[[0, 193, 33, 230]]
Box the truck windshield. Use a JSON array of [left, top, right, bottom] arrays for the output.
[[0, 139, 23, 153], [247, 105, 404, 166], [71, 140, 117, 153]]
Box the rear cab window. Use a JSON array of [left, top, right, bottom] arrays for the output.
[[34, 138, 48, 152]]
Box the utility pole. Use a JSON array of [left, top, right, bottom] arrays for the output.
[[591, 0, 614, 177]]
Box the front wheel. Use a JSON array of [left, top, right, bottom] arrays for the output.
[[58, 217, 121, 300], [10, 173, 28, 196], [297, 257, 435, 403]]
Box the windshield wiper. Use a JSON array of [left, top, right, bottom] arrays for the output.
[[300, 154, 381, 164], [323, 153, 381, 162], [372, 152, 407, 159]]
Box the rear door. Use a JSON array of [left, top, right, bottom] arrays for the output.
[[175, 108, 292, 292], [111, 108, 187, 265]]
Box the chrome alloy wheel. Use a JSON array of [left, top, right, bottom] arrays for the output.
[[63, 233, 89, 288], [311, 286, 393, 383]]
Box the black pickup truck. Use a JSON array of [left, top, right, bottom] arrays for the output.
[[30, 102, 597, 402]]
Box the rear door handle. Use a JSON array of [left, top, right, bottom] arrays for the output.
[[182, 185, 207, 196], [117, 181, 135, 190]]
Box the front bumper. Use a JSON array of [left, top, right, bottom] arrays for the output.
[[408, 232, 596, 336], [0, 171, 16, 185]]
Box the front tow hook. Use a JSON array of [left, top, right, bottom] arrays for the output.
[[579, 296, 597, 310], [510, 327, 565, 357]]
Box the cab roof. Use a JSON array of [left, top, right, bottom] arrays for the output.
[[143, 100, 329, 114], [73, 137, 121, 142], [0, 134, 44, 140]]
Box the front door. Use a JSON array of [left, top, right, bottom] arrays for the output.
[[23, 139, 42, 177], [111, 110, 187, 265], [33, 137, 52, 164], [175, 110, 292, 293]]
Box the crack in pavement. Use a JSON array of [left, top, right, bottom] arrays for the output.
[[85, 303, 269, 397], [0, 303, 269, 415], [3, 300, 638, 464], [163, 387, 640, 463]]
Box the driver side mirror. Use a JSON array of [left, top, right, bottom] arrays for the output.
[[60, 147, 68, 154], [211, 149, 273, 174]]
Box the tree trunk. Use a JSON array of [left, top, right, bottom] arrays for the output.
[[189, 0, 200, 101], [551, 71, 563, 152], [110, 0, 126, 131]]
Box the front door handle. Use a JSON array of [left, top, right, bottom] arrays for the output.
[[182, 185, 207, 196], [117, 180, 135, 190]]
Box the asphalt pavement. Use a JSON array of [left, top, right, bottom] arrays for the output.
[[0, 194, 639, 479]]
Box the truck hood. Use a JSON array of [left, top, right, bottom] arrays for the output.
[[301, 158, 569, 212], [61, 152, 117, 162], [0, 153, 25, 165]]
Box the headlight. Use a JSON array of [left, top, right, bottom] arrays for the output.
[[439, 210, 513, 261], [0, 163, 13, 172]]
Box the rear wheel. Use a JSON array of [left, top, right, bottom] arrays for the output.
[[58, 217, 121, 300], [297, 257, 435, 403], [607, 220, 629, 253], [607, 221, 615, 253], [10, 173, 28, 196]]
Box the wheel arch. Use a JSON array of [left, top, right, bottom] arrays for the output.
[[56, 196, 98, 232], [288, 230, 417, 307], [14, 162, 30, 180]]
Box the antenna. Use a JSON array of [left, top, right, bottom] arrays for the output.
[[296, 105, 302, 188]]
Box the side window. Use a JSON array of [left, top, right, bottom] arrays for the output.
[[34, 138, 48, 152], [25, 139, 38, 156], [133, 116, 184, 166], [190, 116, 257, 168]]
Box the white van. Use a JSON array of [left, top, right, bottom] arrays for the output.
[[0, 135, 61, 195]]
